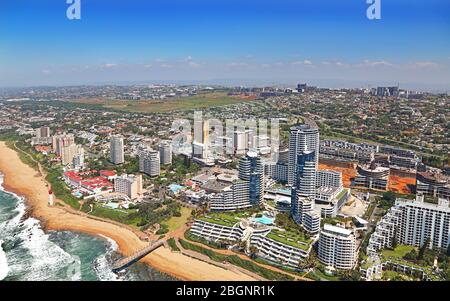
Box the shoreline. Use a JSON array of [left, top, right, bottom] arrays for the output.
[[0, 141, 257, 281]]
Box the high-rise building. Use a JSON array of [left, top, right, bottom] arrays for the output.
[[318, 224, 357, 270], [288, 124, 319, 185], [192, 142, 208, 159], [193, 113, 209, 158], [316, 170, 343, 189], [233, 131, 247, 155], [159, 141, 172, 165], [139, 148, 160, 177], [72, 147, 85, 169], [291, 151, 317, 222], [239, 151, 264, 205], [52, 134, 81, 166], [368, 195, 450, 254], [35, 126, 51, 138], [53, 134, 75, 156], [114, 174, 143, 200], [194, 114, 209, 144], [210, 151, 264, 211], [32, 127, 52, 145], [61, 144, 77, 166], [293, 151, 317, 199], [110, 135, 124, 165], [291, 196, 321, 233]]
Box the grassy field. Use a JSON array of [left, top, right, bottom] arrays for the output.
[[89, 204, 141, 226], [381, 245, 416, 259], [167, 238, 180, 252], [161, 206, 192, 231], [68, 92, 254, 113]]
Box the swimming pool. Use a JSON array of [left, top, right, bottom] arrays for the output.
[[105, 202, 119, 209], [168, 184, 185, 194], [72, 191, 83, 198], [252, 215, 275, 225]]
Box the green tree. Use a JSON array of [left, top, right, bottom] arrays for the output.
[[340, 270, 361, 281], [403, 249, 418, 261], [418, 238, 431, 260]]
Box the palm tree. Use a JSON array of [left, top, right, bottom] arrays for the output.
[[340, 270, 361, 281], [299, 255, 317, 270], [249, 246, 259, 259]]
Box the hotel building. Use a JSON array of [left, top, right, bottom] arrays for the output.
[[318, 224, 358, 270], [114, 174, 143, 200]]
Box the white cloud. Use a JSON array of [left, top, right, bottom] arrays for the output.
[[335, 61, 347, 67], [291, 60, 313, 66], [411, 61, 438, 68], [360, 60, 393, 67], [188, 61, 201, 68], [102, 63, 117, 68]]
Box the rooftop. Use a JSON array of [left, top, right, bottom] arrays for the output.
[[266, 228, 313, 251], [323, 224, 352, 236]]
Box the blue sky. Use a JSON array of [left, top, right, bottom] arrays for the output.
[[0, 0, 449, 89]]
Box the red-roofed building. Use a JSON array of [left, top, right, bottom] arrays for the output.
[[100, 170, 117, 181], [64, 170, 114, 195], [35, 145, 52, 154], [64, 171, 82, 187]]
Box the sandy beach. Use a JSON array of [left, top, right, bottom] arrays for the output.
[[0, 141, 257, 281]]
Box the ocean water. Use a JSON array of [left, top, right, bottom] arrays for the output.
[[0, 176, 176, 281]]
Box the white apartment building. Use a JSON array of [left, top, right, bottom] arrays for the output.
[[139, 148, 160, 177], [209, 181, 252, 211], [292, 196, 321, 233], [369, 195, 450, 253], [316, 170, 343, 189], [251, 231, 312, 267], [110, 135, 124, 165], [288, 124, 319, 185], [53, 133, 75, 156], [114, 174, 143, 200], [158, 141, 172, 165], [209, 152, 264, 211], [35, 126, 51, 138], [190, 219, 244, 242], [318, 224, 358, 270], [61, 144, 83, 166], [233, 131, 247, 155], [190, 218, 314, 267], [72, 149, 85, 169]]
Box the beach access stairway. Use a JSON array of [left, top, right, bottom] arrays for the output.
[[112, 239, 166, 273]]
